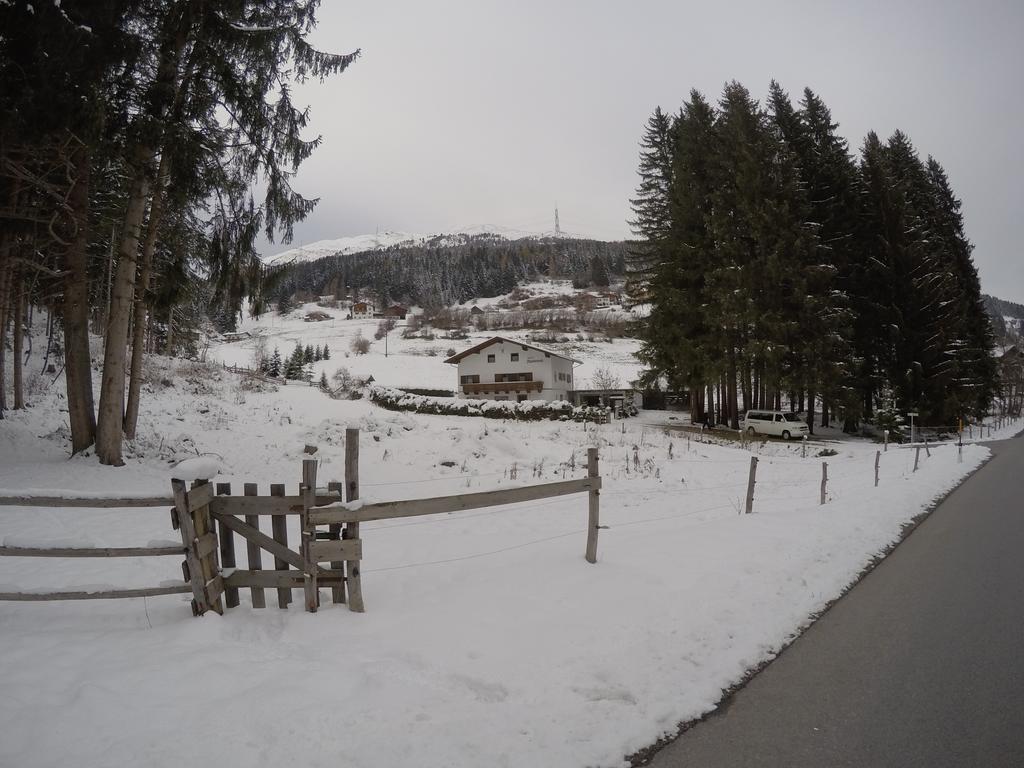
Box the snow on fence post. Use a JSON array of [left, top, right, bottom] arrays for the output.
[[585, 448, 600, 564], [958, 434, 963, 464], [243, 482, 266, 608], [345, 428, 366, 613], [745, 456, 758, 514], [913, 446, 921, 472], [801, 435, 807, 459], [170, 478, 221, 616], [924, 437, 931, 457], [874, 450, 881, 487], [270, 483, 291, 608], [327, 480, 346, 604], [820, 462, 828, 505], [883, 430, 888, 452], [301, 458, 319, 612], [215, 482, 240, 609]]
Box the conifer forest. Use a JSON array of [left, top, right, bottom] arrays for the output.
[[0, 1, 357, 465], [629, 81, 998, 433]]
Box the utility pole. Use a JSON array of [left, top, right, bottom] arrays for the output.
[[554, 206, 561, 236]]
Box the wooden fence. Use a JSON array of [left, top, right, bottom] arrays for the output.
[[0, 494, 188, 602], [0, 429, 602, 615]]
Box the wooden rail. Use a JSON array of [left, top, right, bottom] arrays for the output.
[[0, 545, 183, 558], [0, 493, 196, 604], [0, 584, 192, 601], [308, 477, 602, 525], [0, 496, 173, 507]]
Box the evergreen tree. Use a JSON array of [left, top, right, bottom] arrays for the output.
[[627, 107, 675, 302], [319, 370, 329, 390], [304, 344, 314, 363], [267, 347, 282, 378], [314, 344, 322, 361], [322, 344, 331, 360], [636, 91, 719, 423]]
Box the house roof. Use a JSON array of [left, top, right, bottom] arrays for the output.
[[443, 336, 579, 365]]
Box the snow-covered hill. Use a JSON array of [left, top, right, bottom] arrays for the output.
[[263, 225, 579, 266]]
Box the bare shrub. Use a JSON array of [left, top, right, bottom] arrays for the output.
[[350, 332, 371, 355], [590, 366, 621, 390]]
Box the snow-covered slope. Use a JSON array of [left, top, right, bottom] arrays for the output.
[[263, 225, 579, 265]]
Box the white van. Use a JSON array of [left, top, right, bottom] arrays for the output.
[[742, 410, 809, 440]]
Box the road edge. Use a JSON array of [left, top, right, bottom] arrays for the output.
[[627, 440, 1008, 767]]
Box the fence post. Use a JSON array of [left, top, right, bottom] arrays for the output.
[[345, 428, 365, 612], [924, 436, 931, 457], [801, 435, 807, 458], [243, 482, 266, 608], [301, 458, 318, 612], [270, 483, 290, 608], [874, 450, 880, 487], [820, 462, 828, 505], [884, 429, 888, 452], [190, 479, 222, 614], [215, 482, 239, 609], [913, 446, 921, 472], [958, 435, 963, 464], [327, 480, 346, 604], [585, 448, 600, 563], [172, 478, 212, 616], [745, 456, 758, 514]]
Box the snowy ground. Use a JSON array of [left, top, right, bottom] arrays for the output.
[[207, 295, 643, 391], [1, 352, 1020, 768]]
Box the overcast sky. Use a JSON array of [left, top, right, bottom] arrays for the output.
[[265, 0, 1024, 303]]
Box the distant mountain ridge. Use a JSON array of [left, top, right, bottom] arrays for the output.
[[263, 225, 588, 266], [983, 294, 1024, 344]]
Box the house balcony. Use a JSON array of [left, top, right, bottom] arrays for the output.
[[462, 380, 544, 395]]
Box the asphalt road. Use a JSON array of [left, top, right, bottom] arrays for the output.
[[647, 433, 1024, 768]]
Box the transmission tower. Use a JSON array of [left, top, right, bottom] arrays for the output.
[[554, 206, 561, 236]]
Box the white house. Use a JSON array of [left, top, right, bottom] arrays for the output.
[[351, 301, 375, 319], [444, 337, 578, 402]]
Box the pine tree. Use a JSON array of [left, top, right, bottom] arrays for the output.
[[319, 370, 329, 391], [304, 344, 314, 363], [627, 107, 675, 302], [267, 347, 282, 378], [636, 91, 720, 423], [322, 344, 331, 360], [766, 82, 854, 432], [314, 344, 322, 361]]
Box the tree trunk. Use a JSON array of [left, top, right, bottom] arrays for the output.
[[124, 153, 170, 439], [63, 146, 97, 453], [742, 359, 752, 413], [807, 383, 816, 436], [96, 145, 154, 465], [820, 399, 829, 428], [12, 269, 24, 409], [727, 348, 740, 430], [0, 259, 10, 417]]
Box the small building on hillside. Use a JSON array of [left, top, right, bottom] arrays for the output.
[[381, 304, 408, 320], [570, 388, 642, 415], [470, 305, 484, 315], [444, 337, 578, 402], [595, 292, 620, 309], [351, 301, 375, 319]]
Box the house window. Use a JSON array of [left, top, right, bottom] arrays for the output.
[[487, 354, 495, 363], [460, 375, 480, 385], [511, 353, 519, 362], [494, 395, 509, 401], [517, 394, 528, 403]]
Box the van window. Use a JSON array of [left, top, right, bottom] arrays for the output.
[[776, 414, 783, 422]]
